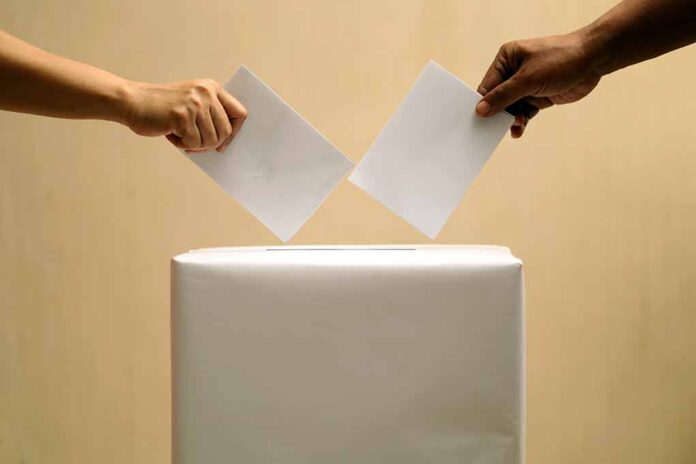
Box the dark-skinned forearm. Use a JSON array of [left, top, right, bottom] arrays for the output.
[[583, 0, 696, 76]]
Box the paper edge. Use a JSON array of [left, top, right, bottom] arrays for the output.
[[228, 65, 355, 168], [349, 59, 513, 184], [287, 161, 354, 241], [226, 65, 355, 241], [183, 64, 356, 242], [349, 60, 514, 239], [349, 174, 440, 239], [426, 60, 515, 122]]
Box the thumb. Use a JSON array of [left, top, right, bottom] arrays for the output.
[[476, 77, 530, 117]]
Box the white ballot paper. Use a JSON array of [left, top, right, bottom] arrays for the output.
[[349, 61, 513, 239], [185, 66, 354, 242]]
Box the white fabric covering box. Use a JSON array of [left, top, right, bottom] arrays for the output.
[[171, 246, 525, 464]]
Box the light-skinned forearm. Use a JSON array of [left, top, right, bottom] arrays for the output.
[[0, 30, 248, 152], [0, 30, 131, 123]]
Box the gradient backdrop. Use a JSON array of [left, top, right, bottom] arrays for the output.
[[1, 1, 695, 463]]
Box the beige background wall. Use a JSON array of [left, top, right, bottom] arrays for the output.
[[1, 0, 695, 462]]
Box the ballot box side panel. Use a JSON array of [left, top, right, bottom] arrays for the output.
[[172, 255, 523, 464]]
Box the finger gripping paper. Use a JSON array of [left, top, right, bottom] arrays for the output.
[[184, 66, 354, 242], [349, 61, 513, 239]]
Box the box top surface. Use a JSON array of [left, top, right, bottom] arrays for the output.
[[173, 245, 521, 267]]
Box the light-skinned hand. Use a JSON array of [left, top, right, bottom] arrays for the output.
[[124, 79, 247, 152]]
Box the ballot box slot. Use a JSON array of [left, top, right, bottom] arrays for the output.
[[265, 248, 416, 251]]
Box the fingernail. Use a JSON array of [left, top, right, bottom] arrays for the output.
[[476, 101, 490, 117], [511, 126, 524, 139]]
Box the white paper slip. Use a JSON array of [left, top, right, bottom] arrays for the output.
[[185, 66, 354, 242], [349, 61, 513, 239]]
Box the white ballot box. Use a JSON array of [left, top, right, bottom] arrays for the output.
[[172, 246, 525, 464]]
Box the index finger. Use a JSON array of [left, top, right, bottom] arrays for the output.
[[477, 54, 508, 96], [217, 89, 248, 121], [216, 90, 248, 151]]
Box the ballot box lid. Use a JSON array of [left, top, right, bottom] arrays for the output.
[[173, 245, 521, 268]]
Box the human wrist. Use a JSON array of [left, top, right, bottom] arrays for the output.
[[577, 17, 618, 77], [110, 78, 141, 127]]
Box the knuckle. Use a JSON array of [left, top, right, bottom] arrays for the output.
[[491, 86, 507, 103], [500, 41, 515, 54], [193, 79, 217, 96], [193, 80, 211, 92], [502, 40, 526, 64], [493, 59, 508, 76], [172, 107, 189, 124], [514, 40, 530, 55], [187, 93, 203, 109]]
